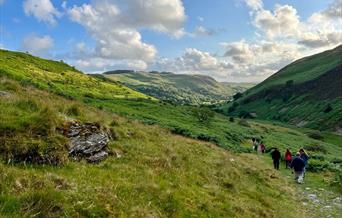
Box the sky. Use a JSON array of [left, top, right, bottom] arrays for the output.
[[0, 0, 341, 82]]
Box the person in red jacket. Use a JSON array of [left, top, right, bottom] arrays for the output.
[[284, 149, 292, 169]]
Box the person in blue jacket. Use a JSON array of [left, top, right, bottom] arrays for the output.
[[291, 152, 306, 184], [299, 148, 309, 176]]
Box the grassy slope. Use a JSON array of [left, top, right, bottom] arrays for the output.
[[0, 77, 305, 217], [247, 45, 342, 94], [103, 71, 253, 104], [222, 45, 342, 130], [0, 50, 152, 101]]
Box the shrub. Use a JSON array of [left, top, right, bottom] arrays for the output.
[[330, 158, 342, 164], [304, 144, 327, 154], [233, 92, 243, 100], [191, 107, 215, 123], [310, 154, 325, 161], [238, 111, 252, 119], [307, 131, 323, 140], [30, 107, 58, 136], [66, 105, 80, 116], [330, 170, 342, 191], [228, 106, 235, 113], [238, 119, 250, 127], [229, 117, 234, 122], [306, 159, 329, 172], [324, 104, 333, 113]]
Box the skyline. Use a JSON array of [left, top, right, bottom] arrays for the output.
[[0, 0, 341, 82]]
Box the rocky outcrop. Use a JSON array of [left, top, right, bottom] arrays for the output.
[[62, 121, 111, 163]]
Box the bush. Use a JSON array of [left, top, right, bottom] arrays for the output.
[[310, 154, 325, 161], [229, 117, 234, 122], [66, 105, 80, 116], [307, 131, 323, 140], [304, 144, 327, 154], [330, 158, 342, 164], [238, 119, 250, 127], [233, 92, 243, 100], [330, 170, 342, 191], [228, 106, 235, 113], [324, 104, 333, 113], [306, 159, 329, 172], [191, 107, 215, 123]]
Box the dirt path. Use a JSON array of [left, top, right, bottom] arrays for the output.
[[299, 185, 342, 218]]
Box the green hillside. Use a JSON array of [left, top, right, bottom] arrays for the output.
[[1, 50, 341, 217], [222, 45, 342, 132], [102, 70, 253, 105], [0, 50, 152, 101]]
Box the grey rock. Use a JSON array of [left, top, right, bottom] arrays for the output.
[[64, 122, 111, 163], [86, 151, 108, 163]]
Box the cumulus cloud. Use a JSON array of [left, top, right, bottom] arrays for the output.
[[23, 0, 61, 25], [154, 0, 341, 82], [152, 48, 233, 79], [21, 34, 54, 56], [67, 0, 186, 72], [252, 4, 300, 38], [322, 0, 342, 19]]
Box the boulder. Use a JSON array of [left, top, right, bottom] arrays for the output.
[[63, 121, 111, 163]]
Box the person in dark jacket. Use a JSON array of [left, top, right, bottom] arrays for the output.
[[271, 148, 281, 170], [299, 148, 309, 177], [291, 152, 306, 184]]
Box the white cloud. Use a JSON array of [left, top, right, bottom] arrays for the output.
[[322, 0, 342, 19], [253, 4, 300, 38], [23, 0, 61, 25], [21, 34, 54, 56], [67, 0, 186, 72], [244, 0, 263, 11], [194, 26, 216, 36], [154, 0, 341, 82], [152, 48, 233, 80]]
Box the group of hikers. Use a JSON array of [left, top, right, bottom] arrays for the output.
[[252, 138, 309, 184]]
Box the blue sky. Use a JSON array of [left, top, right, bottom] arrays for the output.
[[0, 0, 341, 82]]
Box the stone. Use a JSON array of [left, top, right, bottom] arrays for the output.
[[63, 121, 111, 163], [86, 151, 108, 163]]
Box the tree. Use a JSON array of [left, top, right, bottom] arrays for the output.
[[191, 107, 215, 123], [233, 92, 243, 100]]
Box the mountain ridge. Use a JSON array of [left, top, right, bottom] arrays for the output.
[[102, 70, 254, 105]]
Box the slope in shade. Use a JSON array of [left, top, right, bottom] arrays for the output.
[[223, 45, 342, 131]]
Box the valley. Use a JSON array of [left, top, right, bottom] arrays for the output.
[[0, 48, 341, 217]]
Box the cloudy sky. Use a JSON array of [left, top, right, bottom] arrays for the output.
[[0, 0, 341, 82]]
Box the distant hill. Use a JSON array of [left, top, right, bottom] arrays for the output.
[[222, 45, 342, 132], [102, 70, 254, 105]]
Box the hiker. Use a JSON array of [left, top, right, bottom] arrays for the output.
[[291, 152, 306, 184], [252, 138, 258, 152], [271, 148, 281, 170], [284, 149, 292, 169], [260, 142, 266, 154], [299, 148, 309, 176]]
